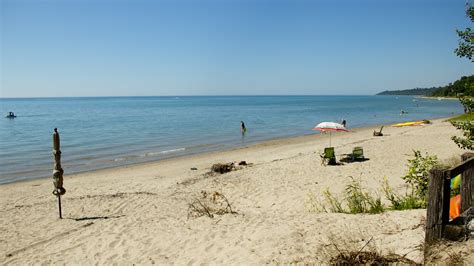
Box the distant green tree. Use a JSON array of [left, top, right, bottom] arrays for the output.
[[431, 75, 474, 97], [430, 75, 474, 97], [459, 96, 474, 112], [454, 2, 474, 61], [377, 75, 474, 97]]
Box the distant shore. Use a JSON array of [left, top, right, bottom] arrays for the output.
[[416, 96, 460, 100]]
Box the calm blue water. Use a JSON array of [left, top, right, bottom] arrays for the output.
[[0, 95, 463, 184]]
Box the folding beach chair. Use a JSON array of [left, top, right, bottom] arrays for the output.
[[373, 126, 383, 136], [350, 146, 364, 161], [321, 147, 336, 166]]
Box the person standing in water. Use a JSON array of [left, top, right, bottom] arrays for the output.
[[240, 121, 247, 134]]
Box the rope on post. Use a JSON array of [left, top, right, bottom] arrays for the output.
[[52, 128, 66, 218]]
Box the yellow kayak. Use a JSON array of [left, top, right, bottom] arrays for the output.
[[392, 120, 430, 127]]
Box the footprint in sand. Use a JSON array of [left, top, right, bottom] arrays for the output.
[[109, 239, 119, 248], [204, 243, 214, 252]]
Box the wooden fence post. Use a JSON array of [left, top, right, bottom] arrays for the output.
[[461, 153, 474, 213], [426, 168, 450, 243]]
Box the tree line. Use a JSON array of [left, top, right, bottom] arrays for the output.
[[377, 75, 474, 97]]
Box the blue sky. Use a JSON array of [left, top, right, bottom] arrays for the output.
[[1, 0, 473, 97]]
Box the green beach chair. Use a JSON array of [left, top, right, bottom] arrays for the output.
[[321, 147, 336, 166], [350, 146, 364, 161]]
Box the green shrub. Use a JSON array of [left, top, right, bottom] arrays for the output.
[[382, 178, 426, 210], [382, 151, 439, 210], [451, 97, 474, 150], [402, 150, 439, 200], [451, 120, 474, 150]]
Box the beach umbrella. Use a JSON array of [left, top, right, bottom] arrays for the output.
[[312, 122, 348, 146]]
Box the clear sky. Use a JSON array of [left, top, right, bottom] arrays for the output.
[[1, 0, 473, 97]]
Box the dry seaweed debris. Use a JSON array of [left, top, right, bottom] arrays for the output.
[[187, 191, 237, 219], [330, 251, 418, 265], [328, 236, 419, 265], [211, 163, 235, 174], [209, 161, 250, 175]]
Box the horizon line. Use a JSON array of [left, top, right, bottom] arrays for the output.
[[0, 94, 390, 99]]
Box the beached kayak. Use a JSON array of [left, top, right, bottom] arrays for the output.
[[391, 120, 430, 127]]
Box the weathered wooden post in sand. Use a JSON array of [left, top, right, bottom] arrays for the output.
[[52, 128, 66, 218], [425, 153, 474, 243]]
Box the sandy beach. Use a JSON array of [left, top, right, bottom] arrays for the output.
[[1, 118, 472, 264]]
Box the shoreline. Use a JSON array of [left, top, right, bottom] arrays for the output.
[[1, 95, 463, 186], [0, 115, 457, 187], [417, 96, 461, 100]]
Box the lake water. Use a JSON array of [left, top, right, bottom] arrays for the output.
[[0, 95, 463, 184]]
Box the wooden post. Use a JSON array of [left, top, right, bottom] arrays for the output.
[[426, 168, 450, 243], [52, 128, 66, 219], [58, 193, 62, 219], [461, 153, 474, 213]]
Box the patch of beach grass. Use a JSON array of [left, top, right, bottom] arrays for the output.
[[382, 178, 426, 210], [309, 150, 440, 213], [187, 191, 237, 219], [446, 112, 474, 122], [307, 178, 384, 214], [345, 177, 384, 214]]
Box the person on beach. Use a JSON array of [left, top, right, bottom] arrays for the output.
[[6, 112, 16, 118], [241, 121, 247, 134], [341, 119, 346, 128]]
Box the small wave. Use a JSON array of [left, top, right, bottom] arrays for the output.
[[113, 155, 139, 162], [15, 114, 50, 117], [143, 148, 186, 157], [161, 147, 185, 154], [185, 143, 218, 150]]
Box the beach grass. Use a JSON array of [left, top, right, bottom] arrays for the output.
[[446, 112, 474, 122]]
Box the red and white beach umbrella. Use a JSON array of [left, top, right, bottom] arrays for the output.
[[312, 122, 348, 146]]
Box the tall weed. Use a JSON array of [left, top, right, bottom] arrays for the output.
[[309, 178, 384, 214], [382, 178, 426, 210], [402, 150, 439, 200]]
